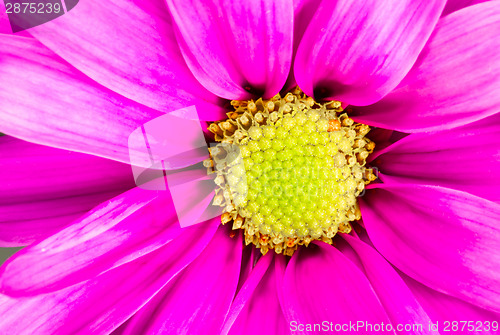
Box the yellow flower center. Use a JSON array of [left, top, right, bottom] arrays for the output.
[[205, 87, 376, 255]]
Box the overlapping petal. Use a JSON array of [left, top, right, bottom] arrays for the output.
[[280, 242, 393, 332], [0, 136, 134, 203], [0, 222, 218, 334], [121, 225, 241, 335], [222, 253, 289, 335], [442, 0, 490, 16], [0, 35, 165, 164], [0, 3, 11, 34], [166, 0, 293, 100], [353, 1, 500, 132], [0, 136, 135, 246], [28, 0, 223, 115], [294, 0, 446, 105], [0, 188, 194, 296], [0, 0, 499, 331], [373, 113, 500, 202], [402, 274, 500, 329], [361, 184, 500, 313], [236, 246, 262, 294], [282, 0, 322, 91], [342, 235, 435, 334], [167, 174, 217, 228], [292, 0, 321, 53]]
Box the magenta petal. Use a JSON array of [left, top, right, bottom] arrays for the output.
[[442, 0, 489, 16], [169, 178, 216, 228], [222, 253, 272, 334], [293, 0, 321, 53], [402, 274, 500, 326], [28, 0, 223, 115], [0, 34, 167, 164], [294, 0, 446, 105], [0, 3, 11, 34], [361, 184, 500, 313], [129, 107, 210, 174], [237, 246, 256, 293], [0, 136, 134, 203], [122, 225, 241, 335], [0, 188, 188, 296], [281, 242, 392, 327], [0, 221, 217, 334], [164, 165, 219, 229], [226, 256, 288, 335], [110, 321, 131, 335], [283, 0, 322, 91], [354, 2, 500, 132], [222, 253, 288, 335], [166, 0, 293, 99], [0, 137, 135, 246], [1, 198, 111, 248], [342, 235, 435, 332], [374, 113, 500, 202]]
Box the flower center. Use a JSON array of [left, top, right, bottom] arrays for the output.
[[206, 87, 376, 256]]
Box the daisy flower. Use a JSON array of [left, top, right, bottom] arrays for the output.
[[0, 0, 499, 334]]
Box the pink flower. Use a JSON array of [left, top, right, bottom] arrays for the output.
[[0, 0, 499, 334]]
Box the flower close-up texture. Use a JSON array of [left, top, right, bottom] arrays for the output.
[[0, 0, 499, 334]]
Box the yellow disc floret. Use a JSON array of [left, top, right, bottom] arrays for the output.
[[205, 87, 376, 256]]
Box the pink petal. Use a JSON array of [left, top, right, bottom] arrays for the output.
[[373, 113, 500, 202], [0, 34, 165, 165], [442, 0, 490, 16], [293, 0, 321, 54], [129, 107, 210, 174], [222, 253, 288, 335], [353, 2, 500, 132], [0, 188, 192, 296], [361, 184, 500, 313], [110, 321, 131, 335], [168, 177, 217, 228], [0, 136, 135, 246], [0, 3, 11, 34], [282, 0, 322, 91], [236, 246, 261, 294], [402, 274, 500, 327], [294, 0, 446, 105], [223, 253, 273, 332], [28, 0, 224, 116], [281, 242, 392, 328], [342, 234, 435, 333], [166, 0, 293, 99], [1, 136, 135, 202], [330, 235, 366, 269], [121, 225, 241, 335], [1, 193, 124, 248], [228, 257, 288, 335], [0, 221, 218, 334]]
